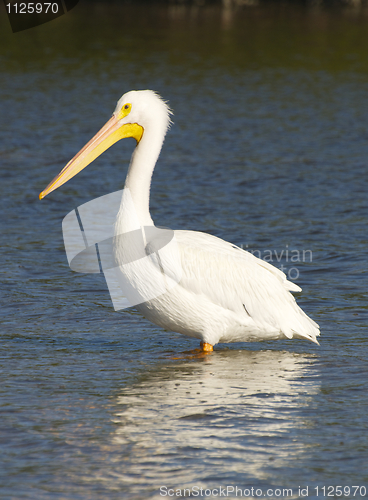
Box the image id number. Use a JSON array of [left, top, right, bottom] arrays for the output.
[[315, 486, 366, 497], [6, 3, 59, 14]]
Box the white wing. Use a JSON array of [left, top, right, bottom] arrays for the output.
[[174, 230, 320, 344]]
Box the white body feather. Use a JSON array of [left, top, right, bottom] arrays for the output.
[[113, 90, 320, 346]]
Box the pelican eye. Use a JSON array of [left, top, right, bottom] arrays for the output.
[[118, 102, 132, 120]]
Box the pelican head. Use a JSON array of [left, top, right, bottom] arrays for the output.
[[39, 90, 171, 200]]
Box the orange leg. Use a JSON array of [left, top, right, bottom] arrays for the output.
[[200, 341, 213, 352]]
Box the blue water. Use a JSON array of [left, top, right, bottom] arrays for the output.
[[1, 3, 368, 499]]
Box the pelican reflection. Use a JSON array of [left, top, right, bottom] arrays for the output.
[[111, 349, 319, 487]]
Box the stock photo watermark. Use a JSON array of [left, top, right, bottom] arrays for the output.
[[239, 243, 313, 281], [159, 484, 367, 497], [62, 189, 182, 311], [58, 185, 320, 313], [3, 0, 79, 32], [61, 189, 315, 311]]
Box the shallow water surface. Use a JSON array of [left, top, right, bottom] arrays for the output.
[[1, 3, 368, 499]]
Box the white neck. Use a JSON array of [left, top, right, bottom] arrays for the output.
[[117, 125, 165, 232]]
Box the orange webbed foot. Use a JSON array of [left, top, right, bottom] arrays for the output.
[[200, 341, 214, 352]]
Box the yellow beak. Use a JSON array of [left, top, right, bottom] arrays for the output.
[[39, 116, 143, 200]]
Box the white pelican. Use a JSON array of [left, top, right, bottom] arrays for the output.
[[40, 90, 320, 351]]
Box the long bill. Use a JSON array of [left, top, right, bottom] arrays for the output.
[[39, 116, 143, 200]]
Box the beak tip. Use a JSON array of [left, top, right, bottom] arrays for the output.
[[39, 192, 44, 200]]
